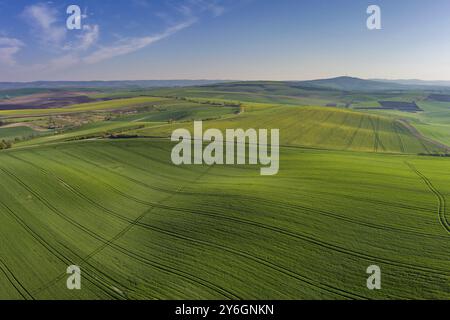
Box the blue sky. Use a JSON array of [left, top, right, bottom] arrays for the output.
[[0, 0, 450, 81]]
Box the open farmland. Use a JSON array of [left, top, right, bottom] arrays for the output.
[[0, 92, 103, 110], [0, 126, 43, 141], [130, 105, 448, 154], [0, 96, 170, 117], [0, 79, 449, 301], [0, 139, 449, 299]]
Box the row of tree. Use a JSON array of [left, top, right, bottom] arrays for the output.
[[0, 140, 12, 150]]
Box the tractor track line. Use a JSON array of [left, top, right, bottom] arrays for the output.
[[6, 155, 364, 300], [49, 148, 450, 243], [151, 202, 450, 276], [393, 122, 406, 153], [375, 117, 386, 152], [368, 117, 383, 152], [30, 151, 446, 241], [0, 258, 34, 300], [57, 149, 177, 195], [314, 112, 350, 146], [14, 149, 448, 286], [344, 115, 364, 150], [9, 163, 239, 300], [9, 153, 365, 299], [110, 144, 437, 213], [405, 162, 450, 234], [0, 199, 124, 299]]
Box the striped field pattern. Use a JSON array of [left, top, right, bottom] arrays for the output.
[[0, 139, 448, 299]]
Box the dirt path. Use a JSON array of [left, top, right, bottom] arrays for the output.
[[398, 119, 450, 152], [1, 122, 49, 132]]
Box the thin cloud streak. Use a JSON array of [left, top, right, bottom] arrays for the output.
[[0, 37, 24, 66], [26, 19, 195, 74], [22, 3, 66, 48], [63, 24, 100, 52], [4, 0, 231, 79], [83, 19, 196, 64]]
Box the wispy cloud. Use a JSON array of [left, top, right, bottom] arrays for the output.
[[63, 24, 100, 52], [187, 0, 226, 17], [78, 24, 100, 51], [8, 0, 230, 77], [83, 19, 195, 64], [23, 19, 195, 73], [0, 37, 24, 66], [22, 3, 66, 48]]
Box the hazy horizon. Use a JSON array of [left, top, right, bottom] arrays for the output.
[[1, 0, 450, 81], [3, 76, 450, 84]]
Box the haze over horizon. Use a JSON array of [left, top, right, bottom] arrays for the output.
[[1, 0, 450, 82], [3, 76, 450, 85]]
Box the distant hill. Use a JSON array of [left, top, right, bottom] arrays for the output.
[[2, 77, 450, 95], [373, 78, 450, 88], [146, 77, 450, 109], [198, 76, 450, 93], [0, 80, 232, 90], [297, 76, 411, 91], [197, 77, 410, 93]]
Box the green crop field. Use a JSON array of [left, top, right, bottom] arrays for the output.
[[0, 126, 41, 141], [130, 105, 447, 154], [0, 97, 169, 117], [2, 0, 450, 305], [0, 80, 449, 300], [0, 139, 449, 299]]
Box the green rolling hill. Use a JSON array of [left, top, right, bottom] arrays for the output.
[[0, 139, 448, 299], [0, 79, 449, 300], [130, 105, 447, 154]]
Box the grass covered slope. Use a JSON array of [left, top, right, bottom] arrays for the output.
[[13, 99, 239, 147], [132, 105, 446, 154], [0, 139, 448, 299], [0, 96, 169, 117], [0, 126, 41, 141]]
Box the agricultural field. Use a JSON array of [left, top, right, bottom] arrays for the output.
[[0, 79, 449, 300], [129, 105, 447, 154], [0, 96, 169, 117], [0, 139, 449, 299], [0, 126, 43, 141]]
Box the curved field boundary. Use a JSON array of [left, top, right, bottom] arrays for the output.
[[368, 117, 378, 152], [368, 116, 385, 152], [301, 111, 335, 138], [48, 147, 447, 240], [23, 154, 362, 300], [149, 200, 450, 277], [0, 258, 34, 300], [55, 149, 176, 195], [0, 165, 238, 299], [0, 199, 124, 299], [9, 147, 450, 298], [54, 146, 450, 244], [375, 117, 386, 151], [0, 167, 135, 299], [43, 149, 450, 276], [135, 219, 366, 300], [344, 115, 364, 150], [314, 112, 350, 146], [405, 162, 450, 234], [7, 155, 366, 299], [399, 120, 450, 154], [392, 121, 406, 153], [28, 165, 240, 299]]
